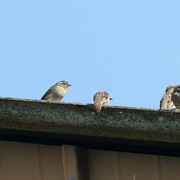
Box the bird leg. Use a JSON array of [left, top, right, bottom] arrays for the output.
[[46, 99, 52, 103], [170, 107, 178, 115]]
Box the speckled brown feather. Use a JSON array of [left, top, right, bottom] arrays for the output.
[[93, 91, 111, 101], [93, 91, 112, 113], [41, 84, 57, 100], [160, 85, 175, 109], [172, 85, 180, 109]]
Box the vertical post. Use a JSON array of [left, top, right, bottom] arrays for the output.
[[61, 145, 89, 180]]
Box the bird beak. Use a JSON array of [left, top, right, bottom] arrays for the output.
[[68, 84, 72, 87], [110, 98, 113, 100]]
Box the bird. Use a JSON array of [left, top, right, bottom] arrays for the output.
[[171, 85, 180, 109], [93, 91, 113, 113], [160, 85, 175, 110], [41, 80, 71, 102]]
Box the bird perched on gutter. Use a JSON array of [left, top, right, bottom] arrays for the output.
[[41, 80, 71, 102], [93, 91, 113, 114], [171, 85, 180, 110], [160, 85, 175, 110]]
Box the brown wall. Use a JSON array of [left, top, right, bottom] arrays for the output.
[[0, 140, 180, 180], [88, 149, 180, 180]]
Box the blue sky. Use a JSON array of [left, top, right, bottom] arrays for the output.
[[0, 1, 180, 109]]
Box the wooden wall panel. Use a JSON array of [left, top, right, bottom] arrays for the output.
[[87, 149, 180, 180], [1, 140, 180, 180], [36, 144, 64, 180], [0, 141, 64, 180], [158, 156, 180, 180], [0, 141, 89, 180]]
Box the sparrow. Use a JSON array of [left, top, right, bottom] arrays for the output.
[[41, 80, 71, 101], [171, 85, 180, 109], [93, 91, 113, 113], [160, 85, 175, 110]]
